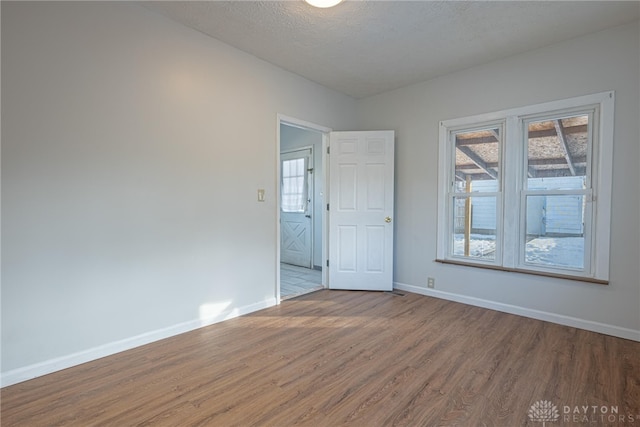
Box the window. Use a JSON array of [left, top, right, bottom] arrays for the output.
[[281, 158, 307, 213], [437, 92, 614, 283], [451, 124, 503, 262], [522, 113, 592, 271], [281, 149, 311, 213]]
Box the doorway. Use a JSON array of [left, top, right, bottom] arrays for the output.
[[279, 120, 327, 300], [277, 117, 396, 300]]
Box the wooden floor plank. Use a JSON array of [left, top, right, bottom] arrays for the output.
[[2, 290, 639, 426]]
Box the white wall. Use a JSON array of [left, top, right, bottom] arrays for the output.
[[1, 2, 356, 383], [280, 125, 324, 269], [356, 21, 640, 339]]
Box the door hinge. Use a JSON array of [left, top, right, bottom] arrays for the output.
[[326, 203, 330, 211], [326, 260, 329, 267], [327, 146, 330, 154]]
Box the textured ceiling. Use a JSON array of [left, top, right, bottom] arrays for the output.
[[144, 1, 640, 99]]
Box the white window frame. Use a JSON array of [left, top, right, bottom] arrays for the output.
[[437, 91, 614, 283]]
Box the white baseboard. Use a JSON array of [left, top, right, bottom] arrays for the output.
[[1, 297, 277, 388], [394, 282, 640, 342]]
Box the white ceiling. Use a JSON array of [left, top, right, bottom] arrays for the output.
[[144, 1, 640, 99]]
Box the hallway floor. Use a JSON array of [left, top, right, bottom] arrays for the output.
[[280, 263, 323, 300]]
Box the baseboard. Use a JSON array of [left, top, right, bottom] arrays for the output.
[[394, 282, 640, 342], [1, 297, 277, 388]]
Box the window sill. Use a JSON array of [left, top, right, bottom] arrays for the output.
[[435, 258, 609, 285]]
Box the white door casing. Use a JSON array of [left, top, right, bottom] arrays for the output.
[[328, 131, 395, 291], [281, 148, 313, 268]]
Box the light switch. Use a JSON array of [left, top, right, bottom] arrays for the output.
[[257, 189, 265, 202]]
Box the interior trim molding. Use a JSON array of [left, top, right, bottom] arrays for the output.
[[434, 259, 609, 285], [394, 282, 640, 342], [1, 297, 277, 388]]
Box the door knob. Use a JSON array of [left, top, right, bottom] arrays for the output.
[[385, 216, 392, 223]]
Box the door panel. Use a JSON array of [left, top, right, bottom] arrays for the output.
[[365, 225, 385, 272], [337, 225, 357, 271], [281, 215, 311, 267], [281, 149, 312, 268], [329, 131, 394, 291]]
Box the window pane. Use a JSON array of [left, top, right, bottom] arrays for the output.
[[454, 128, 500, 193], [526, 114, 589, 188], [282, 158, 306, 213], [525, 195, 585, 269], [452, 195, 496, 260]]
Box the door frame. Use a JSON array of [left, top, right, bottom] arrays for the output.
[[276, 114, 332, 303]]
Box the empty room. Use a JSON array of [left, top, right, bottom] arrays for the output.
[[2, 1, 639, 426]]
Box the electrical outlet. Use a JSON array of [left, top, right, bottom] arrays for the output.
[[427, 277, 435, 288]]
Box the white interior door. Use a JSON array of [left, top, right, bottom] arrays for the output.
[[329, 131, 394, 291], [281, 149, 313, 268]]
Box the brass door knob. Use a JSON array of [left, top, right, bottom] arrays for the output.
[[385, 216, 392, 223]]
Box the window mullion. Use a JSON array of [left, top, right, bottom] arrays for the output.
[[502, 116, 520, 269]]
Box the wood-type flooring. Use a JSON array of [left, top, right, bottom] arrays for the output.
[[2, 290, 639, 426]]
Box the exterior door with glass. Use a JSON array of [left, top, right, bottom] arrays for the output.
[[281, 148, 313, 268]]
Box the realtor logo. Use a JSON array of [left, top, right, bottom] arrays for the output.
[[529, 400, 560, 426]]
